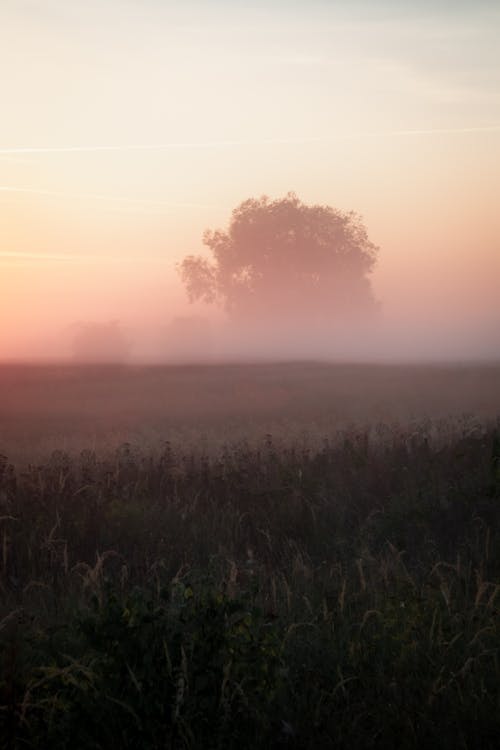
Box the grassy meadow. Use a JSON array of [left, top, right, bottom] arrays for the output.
[[1, 363, 499, 748], [1, 362, 499, 461]]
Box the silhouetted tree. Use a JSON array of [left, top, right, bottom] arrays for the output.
[[179, 193, 379, 323]]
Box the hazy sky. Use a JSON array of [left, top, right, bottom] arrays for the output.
[[1, 0, 499, 359]]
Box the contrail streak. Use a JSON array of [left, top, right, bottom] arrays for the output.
[[0, 126, 499, 154], [367, 125, 500, 136], [0, 186, 218, 210], [0, 251, 84, 262], [0, 250, 170, 263], [0, 138, 320, 155]]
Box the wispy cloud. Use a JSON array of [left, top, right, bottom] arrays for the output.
[[360, 125, 500, 136], [0, 250, 171, 264], [0, 186, 218, 211], [0, 251, 83, 262], [1, 126, 499, 157], [0, 138, 319, 155]]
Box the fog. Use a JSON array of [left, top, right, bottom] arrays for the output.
[[174, 317, 500, 364], [6, 312, 496, 366]]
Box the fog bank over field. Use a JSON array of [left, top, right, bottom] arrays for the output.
[[2, 361, 499, 464], [158, 317, 500, 364], [4, 314, 498, 365], [58, 314, 499, 365]]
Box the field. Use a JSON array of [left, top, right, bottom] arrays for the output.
[[1, 363, 499, 748], [2, 362, 499, 461]]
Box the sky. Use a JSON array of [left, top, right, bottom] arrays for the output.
[[1, 0, 499, 360]]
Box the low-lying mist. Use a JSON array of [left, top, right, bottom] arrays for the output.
[[61, 314, 499, 365]]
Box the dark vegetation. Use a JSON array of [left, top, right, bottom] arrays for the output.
[[0, 364, 499, 747]]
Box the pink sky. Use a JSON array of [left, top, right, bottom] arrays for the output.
[[1, 1, 499, 360]]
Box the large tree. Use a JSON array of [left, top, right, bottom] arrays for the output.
[[179, 193, 378, 323]]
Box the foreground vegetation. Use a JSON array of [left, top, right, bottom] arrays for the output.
[[1, 421, 499, 748]]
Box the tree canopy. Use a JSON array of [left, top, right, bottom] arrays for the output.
[[179, 193, 379, 323]]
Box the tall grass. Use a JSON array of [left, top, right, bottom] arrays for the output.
[[1, 422, 499, 748]]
